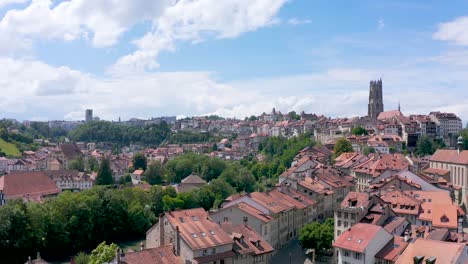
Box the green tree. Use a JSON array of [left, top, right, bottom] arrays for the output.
[[96, 159, 113, 185], [220, 163, 256, 193], [288, 111, 300, 120], [87, 156, 99, 172], [415, 135, 436, 156], [74, 252, 90, 264], [363, 146, 375, 156], [333, 138, 354, 159], [352, 126, 368, 136], [145, 162, 165, 185], [89, 242, 118, 264], [132, 153, 147, 170], [68, 156, 85, 172], [299, 218, 334, 254]]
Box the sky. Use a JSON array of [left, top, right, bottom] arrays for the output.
[[0, 0, 468, 124]]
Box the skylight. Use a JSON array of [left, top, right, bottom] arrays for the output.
[[357, 239, 362, 244], [192, 233, 198, 238], [347, 237, 352, 241], [209, 230, 215, 235], [201, 232, 206, 237]]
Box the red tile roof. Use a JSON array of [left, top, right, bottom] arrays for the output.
[[165, 208, 233, 250], [125, 245, 183, 264], [234, 202, 273, 223], [333, 223, 387, 253], [375, 236, 409, 262], [395, 238, 466, 264], [249, 192, 294, 214], [220, 223, 274, 256], [340, 192, 370, 208], [430, 150, 468, 165], [0, 171, 60, 200]]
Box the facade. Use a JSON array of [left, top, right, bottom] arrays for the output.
[[368, 79, 384, 119], [429, 149, 468, 204], [429, 111, 463, 145], [43, 170, 94, 191]]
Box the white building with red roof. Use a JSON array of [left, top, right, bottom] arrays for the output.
[[333, 223, 393, 264]]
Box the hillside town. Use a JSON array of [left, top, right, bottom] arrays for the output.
[[0, 80, 466, 264]]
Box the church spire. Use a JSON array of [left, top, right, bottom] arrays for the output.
[[398, 101, 401, 112]]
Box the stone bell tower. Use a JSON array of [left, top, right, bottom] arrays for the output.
[[368, 79, 384, 119]]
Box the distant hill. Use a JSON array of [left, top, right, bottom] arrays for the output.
[[0, 138, 21, 157]]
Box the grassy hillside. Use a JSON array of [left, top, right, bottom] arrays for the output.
[[0, 138, 21, 157]]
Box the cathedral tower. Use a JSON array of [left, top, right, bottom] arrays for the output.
[[368, 79, 384, 119]]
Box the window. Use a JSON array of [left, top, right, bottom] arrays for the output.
[[344, 250, 350, 257], [338, 220, 341, 227], [344, 222, 348, 228], [212, 248, 216, 254], [192, 233, 198, 238], [344, 212, 348, 219], [209, 230, 215, 235], [355, 252, 361, 260], [202, 250, 207, 256], [201, 232, 207, 237], [337, 211, 342, 218], [192, 216, 199, 221]]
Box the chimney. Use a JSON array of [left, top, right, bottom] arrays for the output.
[[176, 226, 181, 256], [404, 230, 410, 242]]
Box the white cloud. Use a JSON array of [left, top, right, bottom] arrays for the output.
[[377, 19, 385, 30], [0, 0, 170, 51], [287, 18, 312, 26], [433, 16, 468, 45], [111, 0, 288, 73]]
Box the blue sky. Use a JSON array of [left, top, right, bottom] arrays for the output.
[[0, 0, 467, 123]]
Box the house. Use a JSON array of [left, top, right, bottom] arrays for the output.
[[333, 223, 393, 264], [220, 222, 274, 264], [429, 149, 468, 204], [132, 169, 145, 183], [146, 208, 236, 264], [395, 238, 468, 264], [146, 208, 273, 264], [114, 245, 183, 264], [0, 171, 60, 206], [42, 170, 93, 191], [47, 143, 82, 170], [210, 202, 275, 248], [175, 174, 207, 193], [352, 154, 410, 192], [374, 236, 409, 264]]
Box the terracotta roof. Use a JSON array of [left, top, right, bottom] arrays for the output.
[[353, 154, 409, 177], [59, 143, 82, 160], [383, 217, 408, 234], [395, 238, 466, 264], [181, 174, 207, 185], [340, 192, 370, 208], [375, 236, 409, 261], [165, 208, 233, 250], [430, 149, 468, 165], [377, 110, 403, 120], [124, 245, 183, 264], [233, 202, 273, 223], [133, 170, 144, 175], [422, 167, 450, 176], [381, 190, 421, 216], [220, 223, 274, 256], [333, 223, 388, 253], [249, 192, 294, 214], [0, 171, 60, 200]]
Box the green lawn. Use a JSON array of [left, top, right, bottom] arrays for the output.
[[0, 138, 21, 157]]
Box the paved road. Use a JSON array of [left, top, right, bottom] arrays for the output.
[[270, 239, 333, 264]]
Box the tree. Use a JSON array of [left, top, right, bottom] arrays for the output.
[[352, 126, 368, 136], [132, 153, 147, 170], [96, 159, 113, 185], [73, 252, 90, 264], [415, 135, 436, 156], [333, 138, 353, 159], [299, 218, 334, 254], [145, 162, 165, 185], [288, 111, 300, 120], [88, 242, 118, 264], [87, 156, 99, 172], [363, 146, 375, 156], [68, 156, 85, 172]]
